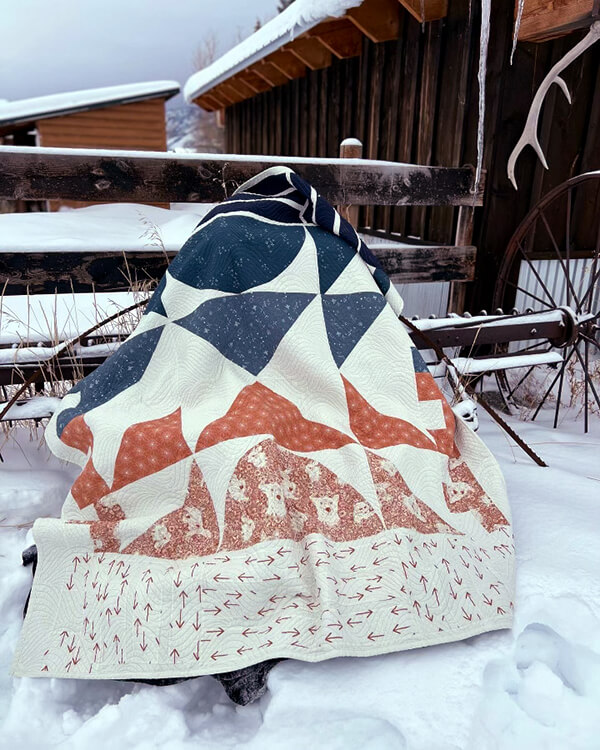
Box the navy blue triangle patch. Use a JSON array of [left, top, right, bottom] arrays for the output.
[[168, 215, 307, 293], [56, 325, 165, 437], [309, 226, 357, 294], [174, 292, 315, 376], [321, 293, 386, 368]]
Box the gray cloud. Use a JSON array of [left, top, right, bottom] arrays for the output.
[[0, 0, 278, 105]]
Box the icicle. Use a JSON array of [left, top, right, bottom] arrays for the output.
[[474, 0, 491, 195], [421, 0, 426, 31], [511, 0, 525, 64]]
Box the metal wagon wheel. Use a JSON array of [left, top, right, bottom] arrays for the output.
[[492, 171, 600, 431]]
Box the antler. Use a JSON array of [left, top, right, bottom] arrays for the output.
[[508, 21, 600, 189]]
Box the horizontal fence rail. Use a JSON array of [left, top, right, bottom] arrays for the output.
[[0, 146, 484, 207], [0, 243, 476, 295]]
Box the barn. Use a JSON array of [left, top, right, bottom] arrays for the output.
[[184, 0, 600, 314], [0, 80, 180, 210]]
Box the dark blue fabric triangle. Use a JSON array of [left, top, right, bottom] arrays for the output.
[[167, 215, 306, 293], [174, 292, 315, 376], [56, 325, 165, 437], [309, 226, 357, 294], [321, 293, 386, 368]]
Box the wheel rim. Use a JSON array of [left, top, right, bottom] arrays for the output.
[[493, 172, 600, 431]]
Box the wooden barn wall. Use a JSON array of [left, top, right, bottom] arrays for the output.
[[38, 98, 169, 209], [224, 0, 600, 311]]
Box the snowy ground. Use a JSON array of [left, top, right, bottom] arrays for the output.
[[1, 412, 599, 750]]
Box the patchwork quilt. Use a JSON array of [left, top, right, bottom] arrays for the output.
[[14, 167, 514, 680]]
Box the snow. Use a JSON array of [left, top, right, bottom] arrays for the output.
[[450, 351, 563, 376], [0, 82, 180, 126], [0, 397, 61, 421], [1, 413, 599, 748], [183, 0, 363, 102], [0, 203, 212, 255]]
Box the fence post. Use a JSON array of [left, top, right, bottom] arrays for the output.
[[338, 138, 363, 228], [447, 204, 475, 314]]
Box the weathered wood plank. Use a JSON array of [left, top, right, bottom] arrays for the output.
[[0, 244, 476, 296], [398, 0, 448, 22], [346, 0, 402, 42], [518, 0, 598, 41], [0, 147, 483, 206]]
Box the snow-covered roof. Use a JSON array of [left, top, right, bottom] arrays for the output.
[[184, 0, 362, 102], [0, 81, 180, 128]]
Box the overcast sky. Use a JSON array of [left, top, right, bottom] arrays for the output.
[[0, 0, 279, 106]]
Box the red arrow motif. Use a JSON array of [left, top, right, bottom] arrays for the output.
[[420, 575, 428, 593], [372, 540, 387, 551], [365, 584, 381, 593], [348, 593, 364, 601], [192, 612, 202, 631], [257, 606, 274, 617], [453, 570, 463, 585], [171, 648, 179, 664], [350, 564, 365, 573], [216, 555, 231, 563], [207, 627, 225, 637], [277, 546, 291, 556], [144, 602, 153, 621], [482, 594, 493, 606], [460, 555, 470, 569], [474, 566, 484, 581], [292, 641, 307, 648], [465, 591, 474, 605], [367, 632, 384, 641], [433, 588, 440, 606], [242, 628, 258, 637], [391, 605, 408, 616], [393, 624, 409, 634], [461, 608, 472, 621], [327, 621, 343, 630], [449, 583, 458, 600], [283, 628, 301, 637], [133, 617, 142, 636], [259, 640, 273, 649], [65, 574, 74, 591], [490, 583, 501, 594], [213, 573, 229, 582], [263, 573, 282, 581], [211, 651, 227, 660], [325, 632, 342, 643], [308, 625, 318, 635], [140, 632, 147, 652], [497, 606, 506, 615], [347, 617, 362, 627], [173, 572, 182, 588], [72, 556, 80, 572], [238, 572, 254, 581], [60, 630, 69, 646], [357, 609, 373, 618], [373, 557, 389, 567], [413, 600, 421, 616], [205, 606, 221, 616], [237, 645, 252, 656], [258, 556, 275, 566], [401, 561, 410, 579]]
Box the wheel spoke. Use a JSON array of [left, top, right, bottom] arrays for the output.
[[580, 332, 600, 352], [566, 188, 572, 308], [505, 279, 554, 309], [531, 346, 577, 422], [572, 342, 600, 415], [584, 338, 589, 433], [553, 356, 567, 429], [507, 365, 536, 400], [580, 220, 600, 314], [516, 240, 558, 308], [538, 208, 583, 311]]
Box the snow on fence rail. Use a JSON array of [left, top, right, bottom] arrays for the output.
[[0, 146, 484, 206]]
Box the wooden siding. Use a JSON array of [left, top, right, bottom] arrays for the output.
[[224, 0, 600, 313], [37, 98, 168, 209]]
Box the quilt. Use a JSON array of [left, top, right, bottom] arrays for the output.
[[13, 167, 514, 680]]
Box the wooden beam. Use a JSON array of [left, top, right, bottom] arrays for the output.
[[518, 0, 598, 41], [0, 147, 484, 207], [398, 0, 448, 23], [226, 75, 258, 100], [202, 87, 231, 109], [0, 243, 476, 296], [309, 19, 364, 59], [284, 37, 332, 70], [346, 0, 402, 42], [251, 60, 290, 87], [237, 69, 272, 94], [194, 94, 220, 112], [212, 84, 237, 107], [267, 50, 307, 79], [219, 81, 246, 104]]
